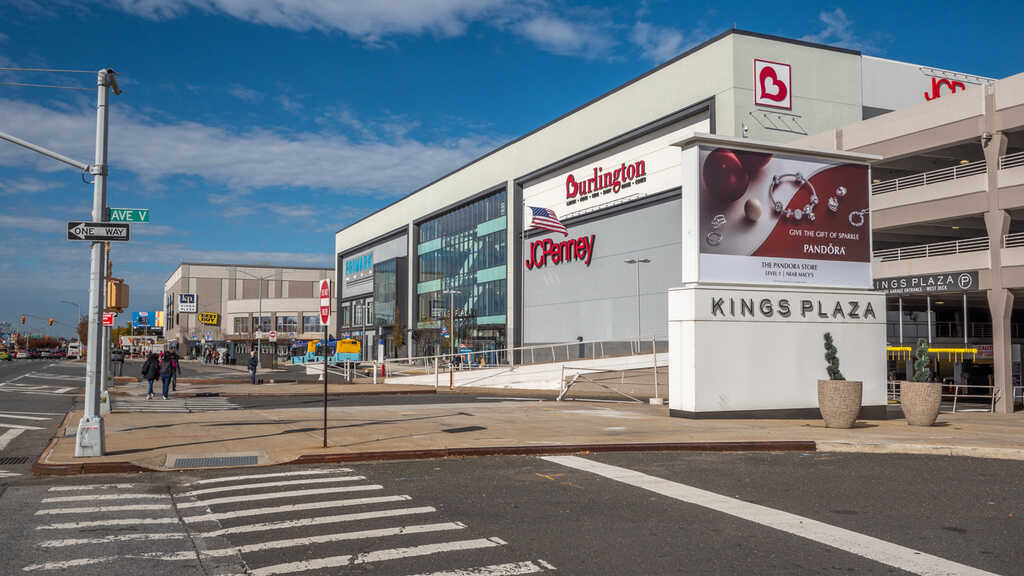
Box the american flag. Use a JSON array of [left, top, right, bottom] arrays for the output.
[[528, 206, 568, 236]]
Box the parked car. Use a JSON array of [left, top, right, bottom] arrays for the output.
[[15, 350, 30, 359], [110, 349, 125, 362], [0, 348, 10, 361]]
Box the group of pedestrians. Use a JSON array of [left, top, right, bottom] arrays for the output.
[[141, 349, 181, 400]]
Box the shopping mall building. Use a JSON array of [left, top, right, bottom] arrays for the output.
[[334, 29, 1024, 412]]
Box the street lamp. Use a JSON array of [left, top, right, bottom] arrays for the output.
[[234, 269, 275, 369], [60, 300, 81, 335], [442, 289, 461, 358], [624, 257, 651, 350]]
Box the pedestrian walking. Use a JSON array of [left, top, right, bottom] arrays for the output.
[[141, 352, 160, 400], [159, 351, 175, 400], [248, 350, 258, 385], [169, 349, 180, 392]]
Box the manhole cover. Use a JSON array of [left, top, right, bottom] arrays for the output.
[[172, 455, 258, 468], [442, 426, 487, 434], [0, 456, 31, 465]]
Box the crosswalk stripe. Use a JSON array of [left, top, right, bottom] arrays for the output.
[[39, 532, 188, 547], [404, 560, 558, 576], [202, 522, 466, 557], [0, 428, 25, 450], [175, 484, 383, 508], [187, 467, 352, 485], [182, 495, 412, 523], [0, 411, 64, 415], [53, 388, 75, 394], [48, 483, 135, 492], [180, 475, 365, 497], [0, 422, 45, 430], [41, 493, 169, 503], [199, 506, 438, 537], [22, 551, 197, 572], [0, 469, 23, 478], [0, 413, 51, 421], [36, 517, 179, 530], [35, 504, 172, 515], [249, 537, 508, 576]]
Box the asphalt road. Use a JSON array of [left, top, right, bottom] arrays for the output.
[[0, 452, 1021, 575], [0, 359, 78, 480]]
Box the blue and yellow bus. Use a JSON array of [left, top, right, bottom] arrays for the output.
[[290, 338, 362, 365]]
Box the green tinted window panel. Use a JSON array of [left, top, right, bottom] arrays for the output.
[[417, 237, 442, 255], [475, 265, 506, 284], [475, 314, 506, 325], [476, 216, 506, 237], [417, 279, 442, 294]]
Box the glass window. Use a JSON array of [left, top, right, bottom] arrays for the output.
[[354, 300, 364, 326], [302, 315, 321, 333], [233, 316, 249, 334], [276, 315, 297, 333], [254, 316, 271, 332], [374, 259, 397, 325], [340, 304, 351, 327]]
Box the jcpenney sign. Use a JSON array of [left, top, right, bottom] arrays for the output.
[[526, 234, 596, 270]]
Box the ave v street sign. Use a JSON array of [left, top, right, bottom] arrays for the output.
[[108, 208, 150, 223], [67, 221, 130, 242]]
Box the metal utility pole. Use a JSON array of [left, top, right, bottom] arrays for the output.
[[0, 68, 120, 457], [624, 258, 651, 351], [443, 289, 460, 390], [235, 269, 273, 369]]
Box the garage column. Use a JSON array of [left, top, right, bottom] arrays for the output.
[[988, 288, 1014, 413]]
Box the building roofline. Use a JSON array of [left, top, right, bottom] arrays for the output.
[[166, 262, 333, 285], [334, 28, 862, 237]]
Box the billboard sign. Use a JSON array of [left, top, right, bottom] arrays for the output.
[[697, 145, 870, 288], [198, 312, 219, 325], [132, 311, 151, 328], [154, 310, 165, 328]]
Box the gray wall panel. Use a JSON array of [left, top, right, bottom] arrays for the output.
[[524, 195, 681, 344]]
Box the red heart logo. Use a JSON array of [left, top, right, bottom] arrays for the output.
[[759, 66, 788, 102]]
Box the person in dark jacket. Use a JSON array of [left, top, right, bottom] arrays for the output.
[[167, 350, 181, 392], [141, 353, 160, 400], [159, 352, 175, 400], [248, 350, 258, 385]]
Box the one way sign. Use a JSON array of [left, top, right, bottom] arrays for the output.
[[66, 221, 131, 242]]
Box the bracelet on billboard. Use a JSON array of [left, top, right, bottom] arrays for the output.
[[705, 230, 723, 246], [827, 185, 847, 213], [849, 208, 868, 228], [705, 213, 727, 246], [769, 173, 818, 222]]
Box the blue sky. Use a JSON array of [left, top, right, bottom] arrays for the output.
[[1, 0, 1021, 337]]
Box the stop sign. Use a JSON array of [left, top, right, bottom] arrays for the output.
[[319, 279, 331, 325]]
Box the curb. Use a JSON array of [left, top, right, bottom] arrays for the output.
[[32, 440, 816, 475], [168, 389, 438, 398]]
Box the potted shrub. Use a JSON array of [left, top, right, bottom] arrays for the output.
[[900, 339, 942, 426], [817, 332, 863, 428]]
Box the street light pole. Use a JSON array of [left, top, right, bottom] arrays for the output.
[[235, 269, 274, 370], [624, 258, 651, 351], [60, 300, 81, 330], [443, 289, 460, 390]]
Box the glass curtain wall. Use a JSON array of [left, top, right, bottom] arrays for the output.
[[416, 191, 506, 357]]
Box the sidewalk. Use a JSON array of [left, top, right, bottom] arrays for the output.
[[110, 379, 433, 398], [35, 400, 1024, 475]]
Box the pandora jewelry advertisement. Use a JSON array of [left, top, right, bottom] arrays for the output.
[[697, 145, 871, 288]]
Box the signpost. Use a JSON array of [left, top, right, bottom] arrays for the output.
[[66, 221, 130, 242], [102, 313, 115, 327], [319, 279, 331, 449], [107, 208, 149, 223]]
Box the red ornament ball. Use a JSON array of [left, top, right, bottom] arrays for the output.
[[734, 150, 772, 176], [703, 148, 749, 205]]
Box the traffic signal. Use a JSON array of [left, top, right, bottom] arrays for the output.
[[48, 318, 54, 326], [20, 315, 25, 324]]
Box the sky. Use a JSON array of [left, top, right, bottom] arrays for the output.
[[1, 0, 1021, 337]]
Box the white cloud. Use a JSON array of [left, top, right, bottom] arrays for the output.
[[630, 21, 685, 63], [800, 8, 879, 53], [227, 84, 263, 102], [0, 97, 504, 197], [517, 14, 616, 59], [0, 213, 65, 233], [0, 177, 63, 196], [107, 0, 507, 43]]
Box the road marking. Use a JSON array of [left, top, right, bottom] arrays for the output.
[[0, 413, 51, 421], [0, 411, 63, 415], [0, 422, 45, 430], [182, 495, 412, 523], [199, 506, 438, 537], [0, 428, 25, 450], [179, 475, 365, 497], [543, 455, 1000, 576], [39, 532, 188, 547], [22, 551, 197, 571], [0, 469, 23, 478], [35, 504, 172, 515], [187, 467, 352, 485], [48, 483, 135, 492], [405, 560, 558, 575], [36, 517, 179, 530], [249, 537, 508, 576], [202, 522, 466, 557], [53, 388, 74, 394], [41, 493, 169, 503], [175, 484, 383, 508]]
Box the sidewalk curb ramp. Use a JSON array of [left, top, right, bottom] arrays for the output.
[[31, 440, 817, 476]]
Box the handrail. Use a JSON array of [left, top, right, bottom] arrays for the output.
[[1005, 231, 1024, 248], [873, 236, 989, 262], [999, 150, 1024, 170], [871, 159, 986, 195]]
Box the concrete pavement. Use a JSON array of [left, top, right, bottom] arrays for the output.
[[34, 397, 1024, 475]]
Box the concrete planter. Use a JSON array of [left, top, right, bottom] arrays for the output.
[[899, 381, 942, 426], [817, 379, 863, 429]]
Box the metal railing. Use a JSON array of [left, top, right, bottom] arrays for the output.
[[383, 337, 668, 379], [999, 150, 1024, 170], [888, 379, 999, 413], [871, 159, 986, 195], [1004, 231, 1024, 248], [873, 236, 988, 262]]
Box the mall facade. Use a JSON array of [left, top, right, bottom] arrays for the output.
[[334, 29, 1021, 412]]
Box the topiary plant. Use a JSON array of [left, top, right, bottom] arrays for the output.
[[912, 338, 931, 382], [823, 332, 845, 381]]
